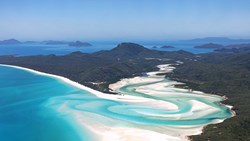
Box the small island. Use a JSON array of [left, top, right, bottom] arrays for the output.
[[68, 41, 92, 47], [41, 40, 92, 47], [194, 43, 224, 49], [160, 45, 175, 49], [0, 39, 22, 45]]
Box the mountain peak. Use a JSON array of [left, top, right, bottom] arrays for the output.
[[94, 42, 151, 59], [112, 42, 149, 53]]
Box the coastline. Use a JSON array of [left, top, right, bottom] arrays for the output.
[[0, 63, 187, 141], [0, 63, 235, 141], [109, 63, 235, 140]]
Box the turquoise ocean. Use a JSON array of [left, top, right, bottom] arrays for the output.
[[0, 65, 233, 141]]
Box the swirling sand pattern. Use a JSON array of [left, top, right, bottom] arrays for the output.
[[0, 64, 233, 141]]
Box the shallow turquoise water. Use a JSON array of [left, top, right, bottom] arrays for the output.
[[0, 66, 92, 141], [118, 79, 232, 123], [0, 65, 233, 141]]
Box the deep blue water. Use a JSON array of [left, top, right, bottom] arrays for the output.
[[143, 41, 215, 54], [0, 41, 214, 56], [0, 42, 117, 56]]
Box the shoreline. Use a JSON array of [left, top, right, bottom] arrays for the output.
[[109, 63, 235, 140], [0, 64, 105, 96], [0, 63, 235, 141]]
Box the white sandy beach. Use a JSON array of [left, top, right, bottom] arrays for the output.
[[109, 63, 235, 140], [0, 64, 234, 141]]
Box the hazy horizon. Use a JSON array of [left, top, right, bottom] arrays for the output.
[[1, 36, 250, 43], [1, 0, 250, 41]]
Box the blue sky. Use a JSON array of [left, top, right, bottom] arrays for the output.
[[0, 0, 250, 41]]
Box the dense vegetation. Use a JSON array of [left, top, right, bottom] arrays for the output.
[[0, 42, 249, 140], [167, 50, 250, 141], [0, 43, 193, 93]]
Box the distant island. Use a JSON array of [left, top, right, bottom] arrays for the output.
[[43, 40, 92, 47], [0, 39, 21, 45], [44, 40, 92, 47], [180, 37, 250, 44], [194, 43, 224, 49], [195, 43, 250, 51], [68, 41, 92, 47], [0, 39, 92, 47], [160, 45, 175, 49]]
